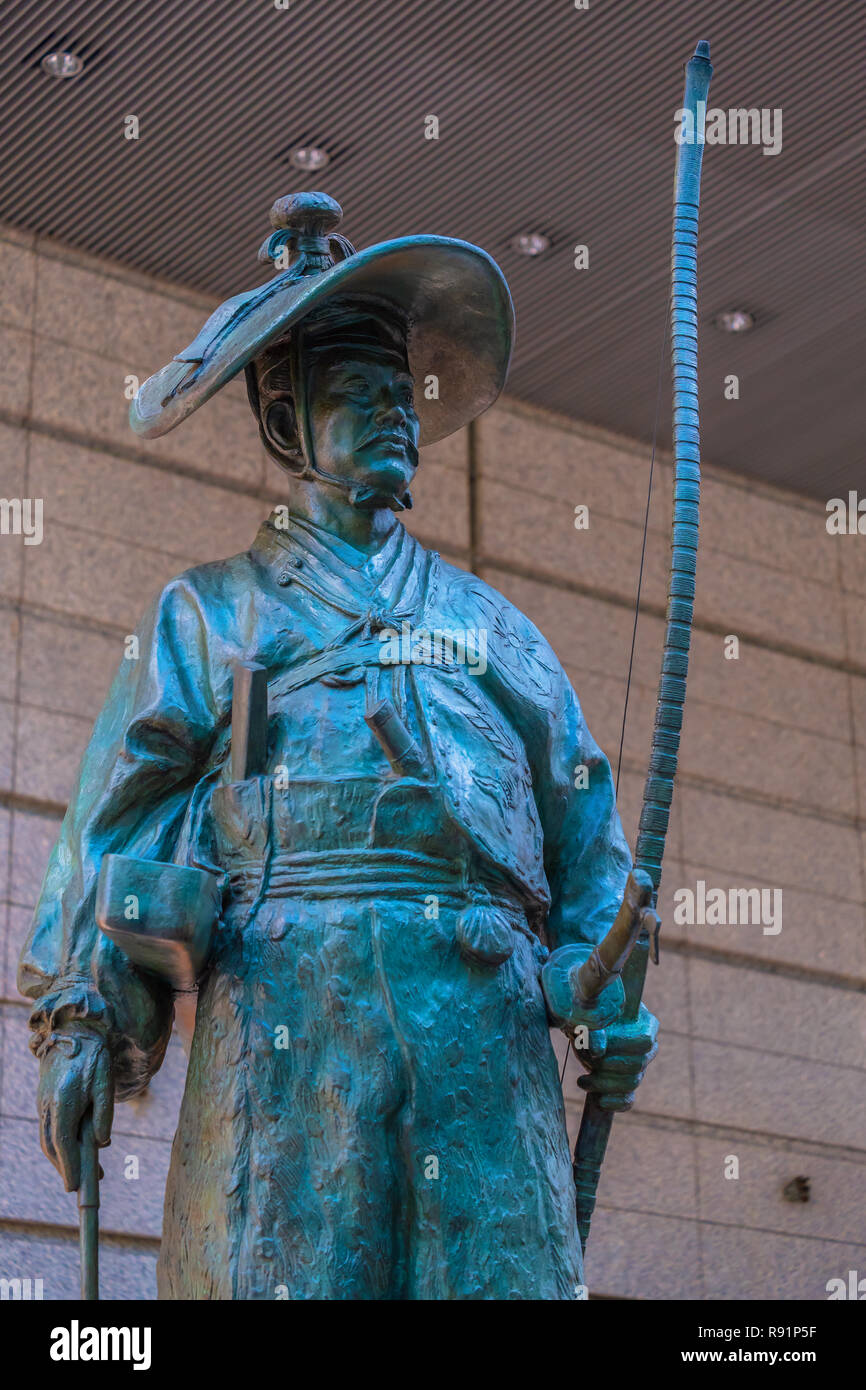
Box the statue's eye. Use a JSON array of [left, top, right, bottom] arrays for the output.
[[342, 376, 371, 396]]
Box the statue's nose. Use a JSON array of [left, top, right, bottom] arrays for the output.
[[376, 401, 407, 427]]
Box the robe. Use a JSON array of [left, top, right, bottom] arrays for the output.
[[19, 512, 632, 1299]]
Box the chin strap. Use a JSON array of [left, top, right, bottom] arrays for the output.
[[285, 324, 412, 512]]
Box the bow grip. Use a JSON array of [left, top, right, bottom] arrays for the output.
[[570, 868, 655, 1007]]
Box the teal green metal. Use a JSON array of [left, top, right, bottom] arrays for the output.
[[77, 1111, 99, 1300], [18, 135, 671, 1297], [96, 856, 221, 992], [573, 40, 714, 1249]]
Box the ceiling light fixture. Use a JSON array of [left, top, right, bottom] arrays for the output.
[[289, 145, 331, 172], [714, 309, 755, 334], [511, 232, 550, 257], [40, 51, 85, 79]]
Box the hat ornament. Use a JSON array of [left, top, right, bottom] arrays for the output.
[[257, 191, 356, 277]]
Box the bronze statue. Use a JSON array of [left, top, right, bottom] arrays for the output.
[[19, 41, 714, 1300]]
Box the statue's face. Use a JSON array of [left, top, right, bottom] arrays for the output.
[[260, 344, 419, 502], [307, 350, 420, 499]]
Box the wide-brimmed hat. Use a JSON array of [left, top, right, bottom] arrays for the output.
[[129, 191, 514, 447]]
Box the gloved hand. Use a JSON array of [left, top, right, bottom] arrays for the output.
[[574, 1002, 659, 1112], [541, 941, 658, 1111], [35, 1027, 113, 1191]]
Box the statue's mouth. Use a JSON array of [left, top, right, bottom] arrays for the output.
[[368, 431, 410, 450]]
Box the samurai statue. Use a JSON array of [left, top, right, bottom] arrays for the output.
[[19, 191, 659, 1300]]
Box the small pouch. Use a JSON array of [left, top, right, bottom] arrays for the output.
[[455, 883, 515, 967]]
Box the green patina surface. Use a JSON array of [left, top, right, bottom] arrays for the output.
[[19, 189, 661, 1300]]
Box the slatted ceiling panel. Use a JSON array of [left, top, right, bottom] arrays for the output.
[[1, 0, 864, 497]]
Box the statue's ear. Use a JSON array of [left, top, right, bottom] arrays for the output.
[[260, 398, 305, 474], [263, 400, 298, 451], [245, 361, 305, 473]]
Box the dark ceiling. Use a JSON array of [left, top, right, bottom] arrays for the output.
[[1, 0, 863, 497]]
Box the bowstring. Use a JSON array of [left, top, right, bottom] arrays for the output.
[[559, 291, 671, 1090], [615, 294, 671, 799]]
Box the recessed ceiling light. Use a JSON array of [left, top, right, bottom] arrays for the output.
[[714, 309, 755, 333], [40, 51, 85, 79], [511, 232, 550, 257], [289, 145, 331, 172]]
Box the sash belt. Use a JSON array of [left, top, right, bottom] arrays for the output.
[[224, 848, 543, 963], [229, 848, 486, 903]]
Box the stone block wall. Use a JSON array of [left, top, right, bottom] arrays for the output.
[[0, 224, 863, 1299]]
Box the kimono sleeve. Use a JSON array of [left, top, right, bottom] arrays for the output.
[[531, 657, 632, 954], [17, 577, 217, 1098]]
